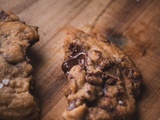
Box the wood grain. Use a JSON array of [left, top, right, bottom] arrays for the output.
[[0, 0, 160, 120]]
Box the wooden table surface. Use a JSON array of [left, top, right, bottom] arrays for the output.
[[0, 0, 160, 120]]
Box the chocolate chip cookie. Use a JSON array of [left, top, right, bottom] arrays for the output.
[[62, 28, 142, 120], [0, 11, 39, 120]]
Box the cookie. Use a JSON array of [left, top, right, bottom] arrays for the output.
[[61, 28, 142, 120], [0, 11, 39, 120]]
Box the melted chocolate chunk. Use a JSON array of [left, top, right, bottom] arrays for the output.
[[62, 52, 86, 73]]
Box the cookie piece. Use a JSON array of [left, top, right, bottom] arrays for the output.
[[0, 11, 39, 120], [61, 28, 142, 120]]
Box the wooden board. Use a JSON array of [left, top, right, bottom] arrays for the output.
[[0, 0, 160, 120]]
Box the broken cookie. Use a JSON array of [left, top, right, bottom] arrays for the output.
[[62, 28, 142, 120], [0, 11, 39, 120]]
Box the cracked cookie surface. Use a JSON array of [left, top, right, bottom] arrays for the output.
[[0, 11, 39, 120], [62, 28, 142, 120]]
